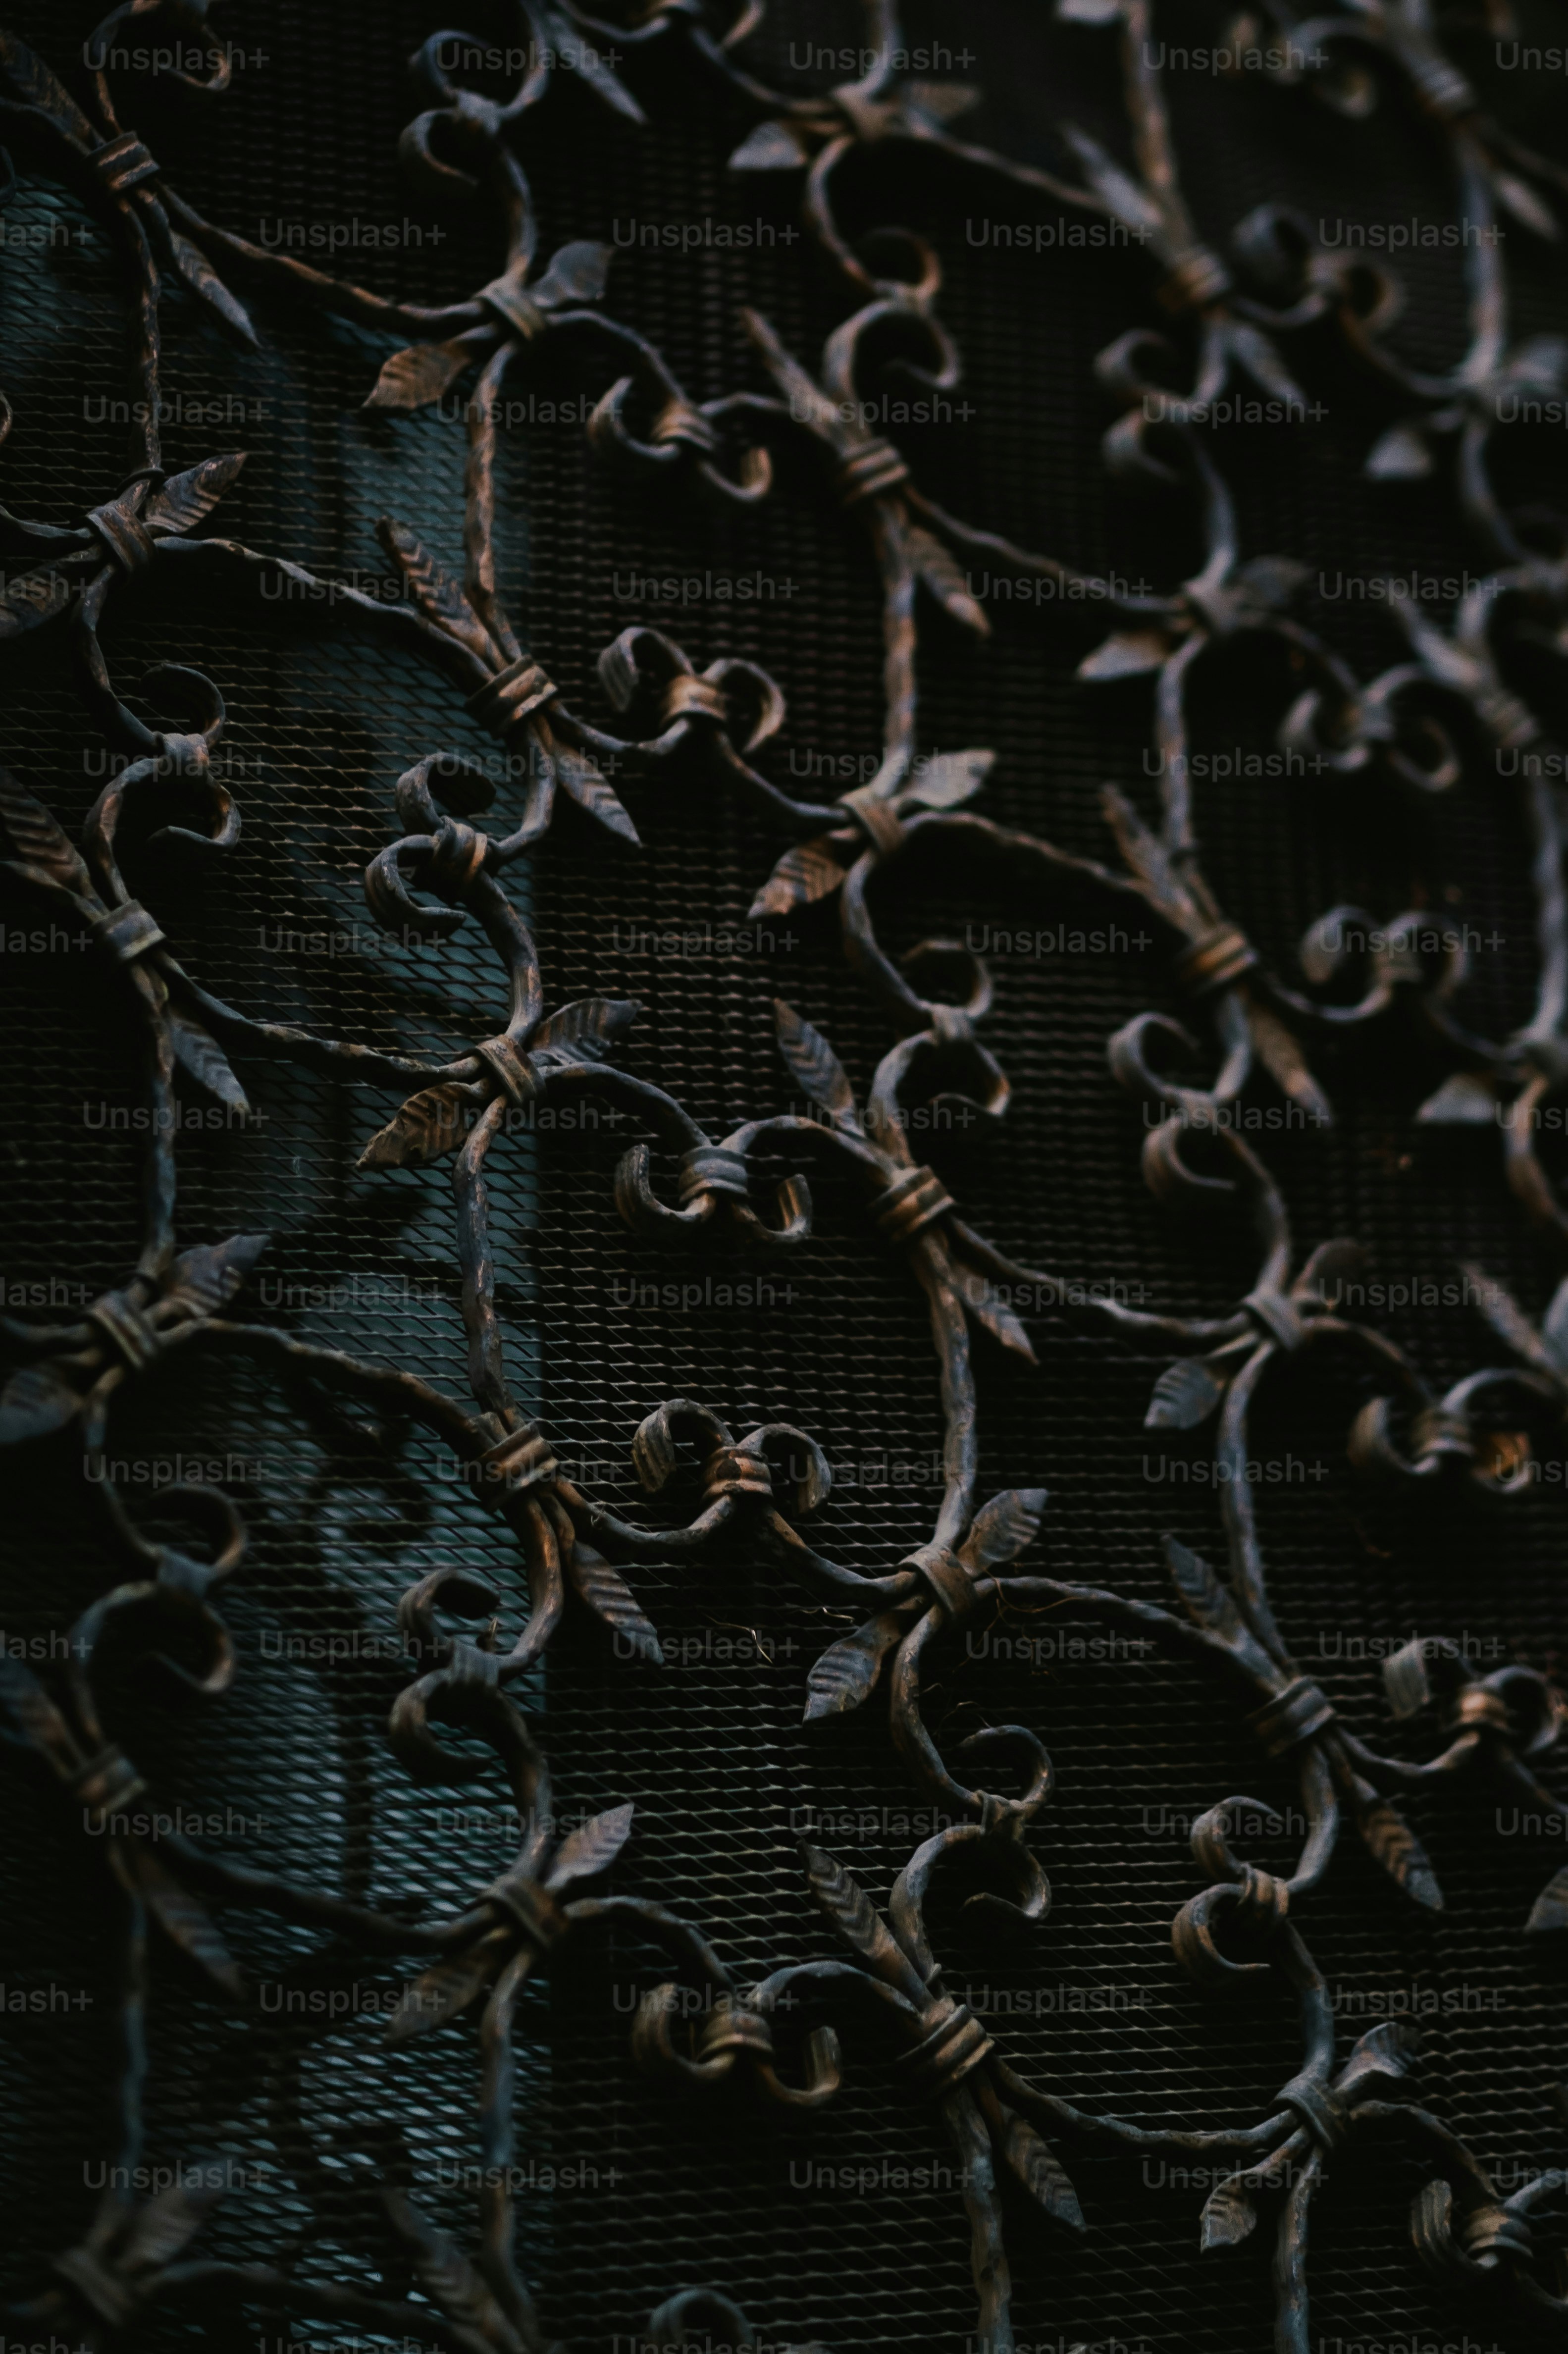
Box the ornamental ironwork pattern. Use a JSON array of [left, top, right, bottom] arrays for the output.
[[0, 3, 1566, 2352]]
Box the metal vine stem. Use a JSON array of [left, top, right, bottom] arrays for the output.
[[0, 1, 1566, 2350]]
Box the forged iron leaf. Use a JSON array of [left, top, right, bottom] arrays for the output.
[[904, 749, 995, 811], [546, 1800, 635, 1890], [357, 1084, 476, 1170], [0, 770, 88, 888], [1527, 1863, 1568, 1934], [167, 1008, 249, 1110], [1388, 590, 1479, 690], [1542, 1275, 1568, 1372], [385, 1935, 508, 2040], [802, 1845, 919, 1992], [567, 1542, 663, 1664], [1101, 785, 1191, 921], [0, 1363, 81, 1444], [999, 2112, 1085, 2228], [166, 1231, 268, 1316], [907, 527, 989, 633], [1295, 1237, 1365, 1306], [1503, 334, 1568, 394], [376, 518, 493, 662], [131, 1843, 244, 1995], [964, 1488, 1049, 1569], [0, 1653, 78, 1766], [120, 2174, 228, 2269], [1226, 326, 1308, 416], [1415, 1070, 1498, 1124], [1365, 420, 1433, 480], [748, 837, 848, 918], [1059, 126, 1163, 238], [958, 1273, 1039, 1363], [1249, 1001, 1332, 1126], [365, 336, 480, 413], [1200, 2173, 1258, 2249], [1165, 1537, 1244, 1644], [904, 80, 983, 122], [530, 995, 639, 1064], [1234, 555, 1311, 612], [1339, 2018, 1418, 2091], [803, 1612, 905, 1720], [1494, 170, 1558, 241], [0, 567, 73, 638], [774, 999, 861, 1131], [1382, 1636, 1432, 1722], [0, 30, 97, 142], [144, 454, 247, 538], [165, 232, 258, 346], [380, 2187, 509, 2334], [554, 744, 640, 843], [729, 119, 812, 170], [1077, 628, 1174, 680], [532, 0, 644, 119], [1145, 1358, 1224, 1430], [531, 239, 613, 307], [1356, 1792, 1443, 1910], [1458, 1262, 1555, 1371]]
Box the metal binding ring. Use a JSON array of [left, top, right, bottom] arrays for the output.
[[1408, 53, 1476, 120], [92, 133, 160, 195], [1234, 1864, 1291, 1931], [92, 902, 166, 963], [473, 1035, 536, 1108], [902, 1539, 975, 1623], [697, 1999, 775, 2062], [1412, 1408, 1474, 1461], [1160, 246, 1233, 312], [467, 1424, 557, 1502], [478, 275, 548, 339], [1246, 1677, 1336, 1757], [839, 783, 908, 856], [870, 1166, 955, 1246], [466, 657, 558, 736], [836, 439, 910, 505], [1453, 1686, 1512, 1733], [1460, 2202, 1534, 2264], [87, 1291, 164, 1369], [427, 821, 489, 895], [662, 676, 729, 726], [86, 500, 157, 573], [70, 1747, 150, 1831], [484, 1873, 569, 1949], [678, 1146, 750, 1204], [652, 401, 719, 454], [894, 1998, 994, 2100], [701, 1446, 772, 1502], [1175, 924, 1258, 995], [1278, 2071, 1351, 2153]]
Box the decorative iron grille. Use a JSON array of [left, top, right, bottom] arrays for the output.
[[0, 2, 1567, 2350]]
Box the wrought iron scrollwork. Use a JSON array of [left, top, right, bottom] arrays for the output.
[[1, 1, 1567, 2350]]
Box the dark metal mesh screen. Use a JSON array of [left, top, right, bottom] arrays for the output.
[[0, 3, 1565, 2350]]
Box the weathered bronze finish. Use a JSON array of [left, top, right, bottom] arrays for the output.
[[0, 4, 1566, 2351]]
